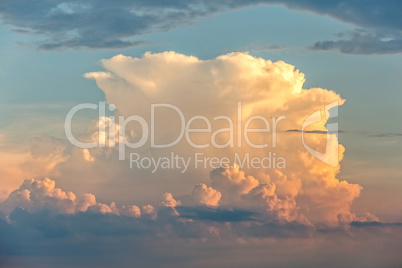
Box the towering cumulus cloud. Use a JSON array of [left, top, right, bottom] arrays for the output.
[[83, 51, 367, 225], [0, 52, 399, 266]]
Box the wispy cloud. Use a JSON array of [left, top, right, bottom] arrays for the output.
[[286, 129, 402, 138], [247, 44, 289, 52], [309, 29, 402, 54], [368, 133, 402, 138]]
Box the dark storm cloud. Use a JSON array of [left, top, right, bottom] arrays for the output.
[[1, 1, 401, 53]]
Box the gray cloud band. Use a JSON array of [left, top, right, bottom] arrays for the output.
[[1, 1, 401, 53]]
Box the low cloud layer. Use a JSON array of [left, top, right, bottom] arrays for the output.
[[0, 176, 400, 268]]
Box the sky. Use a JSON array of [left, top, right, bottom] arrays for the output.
[[0, 1, 401, 267]]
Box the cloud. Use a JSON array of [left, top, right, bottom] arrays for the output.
[[0, 176, 307, 240], [0, 177, 83, 214], [1, 1, 401, 53], [0, 177, 148, 218], [180, 183, 222, 207], [1, 50, 396, 264], [286, 129, 402, 139], [162, 192, 181, 208], [211, 165, 259, 198], [20, 135, 71, 178], [177, 206, 257, 222], [85, 51, 366, 225], [245, 44, 289, 53], [2, 51, 375, 227], [142, 204, 156, 216], [281, 1, 402, 31], [0, 0, 228, 50], [310, 30, 402, 54], [209, 165, 300, 222], [286, 129, 345, 134], [369, 132, 402, 138], [0, 176, 401, 267], [277, 1, 402, 54]]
